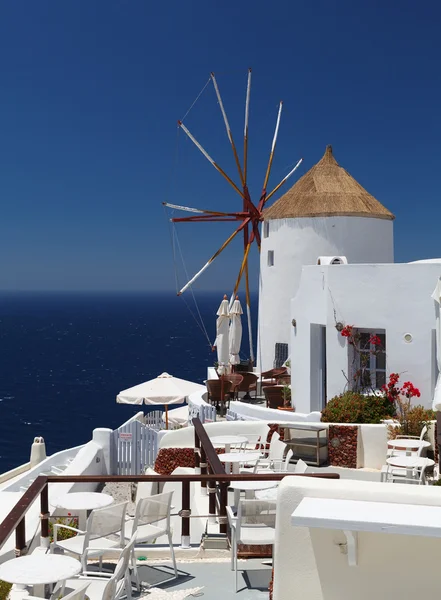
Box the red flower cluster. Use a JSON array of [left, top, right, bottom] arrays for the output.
[[369, 335, 382, 347], [401, 381, 421, 399], [381, 373, 420, 403], [341, 325, 353, 338]]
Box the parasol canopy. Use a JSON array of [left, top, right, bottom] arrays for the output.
[[214, 295, 230, 368], [432, 278, 441, 411], [229, 296, 243, 365], [116, 372, 205, 405]]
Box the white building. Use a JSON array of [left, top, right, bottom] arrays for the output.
[[290, 260, 441, 413], [258, 145, 394, 371]]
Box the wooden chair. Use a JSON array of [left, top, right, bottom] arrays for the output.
[[225, 374, 244, 401], [263, 385, 284, 409], [237, 372, 259, 400], [206, 379, 233, 416], [261, 367, 287, 388]]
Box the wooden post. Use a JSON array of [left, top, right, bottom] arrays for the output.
[[180, 480, 191, 548], [207, 463, 216, 523], [15, 518, 26, 557], [40, 483, 50, 548], [200, 444, 207, 493], [194, 426, 201, 474], [218, 482, 228, 535]]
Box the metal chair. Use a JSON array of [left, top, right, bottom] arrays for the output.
[[237, 372, 258, 400], [261, 367, 287, 388], [224, 374, 244, 401], [227, 499, 276, 592], [52, 501, 128, 572], [206, 379, 233, 416], [123, 491, 177, 590], [61, 535, 136, 600]]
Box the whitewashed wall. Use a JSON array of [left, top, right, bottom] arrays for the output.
[[275, 477, 441, 600], [258, 216, 394, 371], [291, 262, 441, 412]]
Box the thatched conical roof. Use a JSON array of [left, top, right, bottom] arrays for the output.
[[263, 145, 394, 221]]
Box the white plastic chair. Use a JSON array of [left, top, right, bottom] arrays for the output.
[[294, 458, 308, 474], [244, 432, 286, 473], [27, 582, 90, 600], [124, 491, 177, 590], [256, 449, 293, 474], [386, 461, 429, 485], [227, 499, 276, 592], [386, 425, 428, 457], [60, 535, 136, 600], [381, 444, 425, 482], [52, 501, 128, 571]]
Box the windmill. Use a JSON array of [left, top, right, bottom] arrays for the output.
[[163, 70, 303, 365]]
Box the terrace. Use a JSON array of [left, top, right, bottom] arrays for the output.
[[0, 419, 339, 600]]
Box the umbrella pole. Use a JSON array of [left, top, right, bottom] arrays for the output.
[[165, 405, 169, 430]]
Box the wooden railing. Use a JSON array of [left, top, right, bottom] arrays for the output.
[[0, 418, 340, 555]]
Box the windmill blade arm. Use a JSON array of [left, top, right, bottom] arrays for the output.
[[177, 219, 249, 296], [163, 202, 207, 214], [264, 158, 303, 205], [172, 216, 245, 222], [164, 202, 246, 218], [178, 121, 245, 200]]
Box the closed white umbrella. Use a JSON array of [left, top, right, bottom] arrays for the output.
[[432, 278, 441, 411], [214, 295, 230, 373], [229, 295, 243, 366], [116, 372, 205, 428]]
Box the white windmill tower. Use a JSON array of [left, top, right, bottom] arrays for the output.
[[258, 144, 394, 371]]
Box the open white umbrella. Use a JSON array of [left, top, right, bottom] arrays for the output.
[[229, 295, 243, 366], [214, 295, 230, 373], [116, 372, 205, 428], [432, 278, 441, 411]]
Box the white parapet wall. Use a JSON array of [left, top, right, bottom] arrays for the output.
[[0, 427, 113, 561], [274, 477, 441, 600], [229, 401, 321, 423], [158, 420, 273, 449]]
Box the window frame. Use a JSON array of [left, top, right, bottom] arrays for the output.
[[349, 328, 386, 391]]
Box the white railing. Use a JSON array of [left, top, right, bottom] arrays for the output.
[[112, 419, 159, 475], [187, 398, 216, 425], [144, 410, 164, 431]]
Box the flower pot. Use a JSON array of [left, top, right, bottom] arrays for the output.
[[277, 406, 294, 412]]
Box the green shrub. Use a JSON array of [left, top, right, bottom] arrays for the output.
[[321, 391, 395, 424], [0, 580, 11, 600], [49, 516, 79, 542], [388, 403, 435, 439]]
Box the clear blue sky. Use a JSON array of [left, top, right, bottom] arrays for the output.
[[1, 1, 440, 293]]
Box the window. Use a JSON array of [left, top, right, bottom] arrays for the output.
[[267, 250, 274, 267], [349, 329, 386, 390], [263, 221, 270, 238]]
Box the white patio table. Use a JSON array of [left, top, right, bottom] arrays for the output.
[[219, 451, 261, 474], [388, 439, 431, 451], [0, 554, 81, 597], [386, 456, 434, 481], [52, 492, 113, 529], [211, 435, 248, 453], [229, 479, 278, 506]]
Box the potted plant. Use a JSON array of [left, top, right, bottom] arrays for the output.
[[278, 385, 294, 412]]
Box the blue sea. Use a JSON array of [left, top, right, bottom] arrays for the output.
[[0, 292, 257, 472]]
